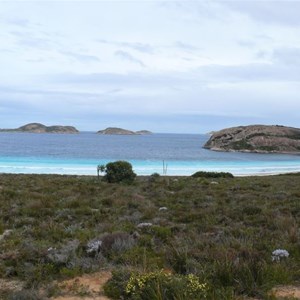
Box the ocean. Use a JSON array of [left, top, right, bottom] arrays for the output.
[[0, 132, 300, 176]]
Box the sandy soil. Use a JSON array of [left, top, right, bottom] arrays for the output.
[[1, 273, 299, 299], [0, 278, 24, 292], [270, 285, 300, 299], [52, 271, 112, 300]]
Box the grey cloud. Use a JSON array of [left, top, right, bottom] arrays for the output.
[[207, 64, 298, 82], [114, 50, 145, 67], [18, 37, 51, 49], [0, 98, 32, 110], [160, 1, 225, 20], [237, 40, 256, 48], [26, 58, 47, 63], [10, 30, 100, 63], [0, 48, 15, 53], [256, 51, 269, 60], [223, 1, 300, 26], [0, 85, 108, 100], [173, 41, 200, 52], [120, 42, 153, 54], [46, 71, 190, 90], [99, 39, 201, 56], [98, 39, 154, 54], [3, 17, 30, 27], [10, 30, 52, 49], [46, 59, 300, 95], [272, 47, 300, 66], [59, 50, 100, 63]]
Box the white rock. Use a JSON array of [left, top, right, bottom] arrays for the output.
[[0, 230, 13, 242], [137, 222, 153, 228], [159, 207, 168, 211], [272, 249, 289, 262], [86, 240, 102, 253]]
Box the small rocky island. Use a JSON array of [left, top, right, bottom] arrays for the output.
[[97, 127, 152, 135], [204, 125, 300, 153], [0, 123, 79, 134]]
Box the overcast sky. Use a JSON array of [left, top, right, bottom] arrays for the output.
[[0, 0, 300, 133]]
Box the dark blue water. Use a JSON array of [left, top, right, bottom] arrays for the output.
[[0, 132, 300, 175]]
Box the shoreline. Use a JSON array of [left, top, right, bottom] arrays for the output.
[[1, 159, 300, 177], [0, 169, 299, 177], [207, 147, 300, 156]]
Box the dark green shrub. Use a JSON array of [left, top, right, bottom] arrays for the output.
[[102, 161, 136, 184], [191, 171, 234, 178], [152, 226, 172, 241], [103, 268, 131, 299], [148, 173, 160, 183], [242, 206, 262, 216], [230, 140, 254, 150], [150, 173, 160, 178]]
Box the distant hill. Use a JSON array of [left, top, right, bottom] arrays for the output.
[[97, 127, 152, 135], [135, 130, 152, 135], [0, 123, 79, 134], [204, 125, 300, 153]]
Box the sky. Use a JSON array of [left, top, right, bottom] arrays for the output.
[[0, 0, 300, 133]]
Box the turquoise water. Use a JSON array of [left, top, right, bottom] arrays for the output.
[[0, 132, 300, 176]]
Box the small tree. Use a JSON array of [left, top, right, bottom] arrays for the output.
[[102, 161, 136, 184], [97, 164, 105, 179]]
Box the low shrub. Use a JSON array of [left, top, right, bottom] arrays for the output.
[[104, 269, 208, 300], [191, 171, 234, 178], [103, 268, 131, 299], [148, 173, 160, 183], [86, 232, 139, 257]]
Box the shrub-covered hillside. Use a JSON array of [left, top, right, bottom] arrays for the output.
[[0, 173, 299, 299]]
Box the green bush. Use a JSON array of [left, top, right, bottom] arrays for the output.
[[103, 268, 131, 299], [148, 173, 160, 183], [104, 270, 208, 300], [191, 171, 234, 178], [102, 161, 136, 184]]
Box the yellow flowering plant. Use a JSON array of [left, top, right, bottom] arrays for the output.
[[125, 270, 208, 299]]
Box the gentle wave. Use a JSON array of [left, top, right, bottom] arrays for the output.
[[1, 159, 300, 176]]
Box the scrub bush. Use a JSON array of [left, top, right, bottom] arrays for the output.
[[102, 161, 136, 184], [105, 270, 208, 300], [191, 171, 234, 178]]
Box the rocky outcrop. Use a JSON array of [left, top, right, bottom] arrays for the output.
[[204, 125, 300, 153], [0, 123, 79, 133], [97, 127, 135, 135], [97, 127, 152, 135], [136, 130, 152, 135]]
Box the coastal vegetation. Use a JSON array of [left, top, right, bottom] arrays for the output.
[[0, 173, 299, 299], [100, 161, 137, 184], [192, 171, 234, 178]]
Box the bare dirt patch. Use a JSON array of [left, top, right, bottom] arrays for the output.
[[0, 278, 24, 292], [270, 285, 300, 299], [52, 271, 112, 300]]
